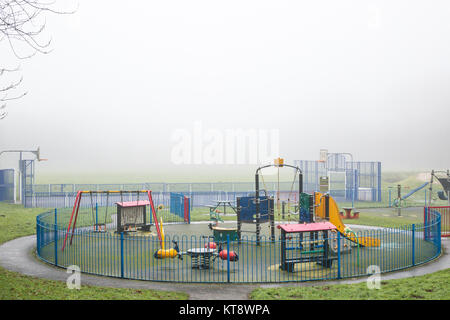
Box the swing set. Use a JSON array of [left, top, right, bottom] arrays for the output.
[[428, 169, 450, 205], [61, 190, 163, 252], [257, 157, 303, 222]]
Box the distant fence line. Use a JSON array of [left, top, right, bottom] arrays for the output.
[[32, 181, 334, 194], [24, 181, 383, 208]]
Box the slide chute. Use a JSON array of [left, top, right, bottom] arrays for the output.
[[314, 192, 380, 247]]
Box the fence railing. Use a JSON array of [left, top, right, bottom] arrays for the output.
[[36, 208, 442, 284], [425, 206, 449, 237], [26, 188, 438, 210]]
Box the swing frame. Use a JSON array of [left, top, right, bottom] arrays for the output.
[[89, 191, 108, 233], [428, 169, 450, 206], [236, 159, 304, 246], [255, 160, 303, 222], [62, 190, 162, 252]]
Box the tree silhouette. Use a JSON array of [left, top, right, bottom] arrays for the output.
[[0, 0, 75, 119]]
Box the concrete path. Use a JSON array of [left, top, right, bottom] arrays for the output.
[[0, 235, 448, 300]]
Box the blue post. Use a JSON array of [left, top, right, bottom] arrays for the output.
[[95, 202, 98, 227], [36, 216, 40, 256], [352, 168, 356, 208], [227, 234, 230, 283], [188, 198, 191, 224], [337, 231, 341, 279], [54, 208, 58, 266], [412, 224, 415, 266], [120, 232, 124, 278], [438, 218, 442, 254], [388, 189, 391, 207]]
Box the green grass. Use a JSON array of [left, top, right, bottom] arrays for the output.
[[250, 268, 450, 300], [0, 202, 188, 300], [0, 203, 43, 244], [0, 267, 187, 300], [345, 208, 423, 228]]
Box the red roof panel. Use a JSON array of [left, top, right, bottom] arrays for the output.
[[116, 201, 150, 207], [278, 221, 336, 233]]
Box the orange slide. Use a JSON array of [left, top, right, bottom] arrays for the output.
[[314, 192, 380, 247]]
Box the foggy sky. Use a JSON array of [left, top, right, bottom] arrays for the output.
[[1, 1, 450, 182]]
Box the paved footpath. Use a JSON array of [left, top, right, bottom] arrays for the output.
[[0, 236, 448, 300]]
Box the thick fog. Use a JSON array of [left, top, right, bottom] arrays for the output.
[[1, 1, 449, 182]]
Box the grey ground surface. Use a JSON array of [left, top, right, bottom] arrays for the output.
[[0, 235, 448, 300]]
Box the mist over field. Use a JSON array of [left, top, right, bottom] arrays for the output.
[[1, 1, 450, 183]]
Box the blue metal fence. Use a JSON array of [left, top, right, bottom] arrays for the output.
[[36, 208, 441, 283], [24, 178, 387, 209], [169, 192, 190, 223]]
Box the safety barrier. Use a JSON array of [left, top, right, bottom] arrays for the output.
[[425, 206, 449, 237], [36, 208, 442, 283]]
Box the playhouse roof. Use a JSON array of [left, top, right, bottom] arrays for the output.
[[278, 221, 336, 233], [115, 201, 150, 207]]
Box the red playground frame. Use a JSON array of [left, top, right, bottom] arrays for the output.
[[61, 190, 162, 251]]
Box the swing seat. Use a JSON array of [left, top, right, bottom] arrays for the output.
[[93, 224, 107, 232], [209, 212, 224, 223], [438, 191, 448, 200]]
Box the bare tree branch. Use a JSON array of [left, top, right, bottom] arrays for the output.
[[0, 0, 76, 120], [0, 104, 7, 119]]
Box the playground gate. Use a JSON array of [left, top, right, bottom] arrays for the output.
[[170, 193, 190, 223]]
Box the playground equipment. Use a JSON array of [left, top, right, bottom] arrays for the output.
[[314, 192, 380, 247], [62, 190, 162, 252], [391, 183, 429, 211], [116, 199, 152, 233], [206, 200, 237, 225], [181, 236, 239, 269], [37, 161, 449, 284], [209, 225, 240, 242], [36, 203, 442, 283], [215, 242, 239, 262], [154, 216, 238, 264], [88, 191, 108, 232], [278, 221, 337, 272], [154, 218, 182, 260], [236, 195, 274, 245], [340, 207, 360, 219], [235, 158, 302, 245], [428, 170, 450, 206]]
